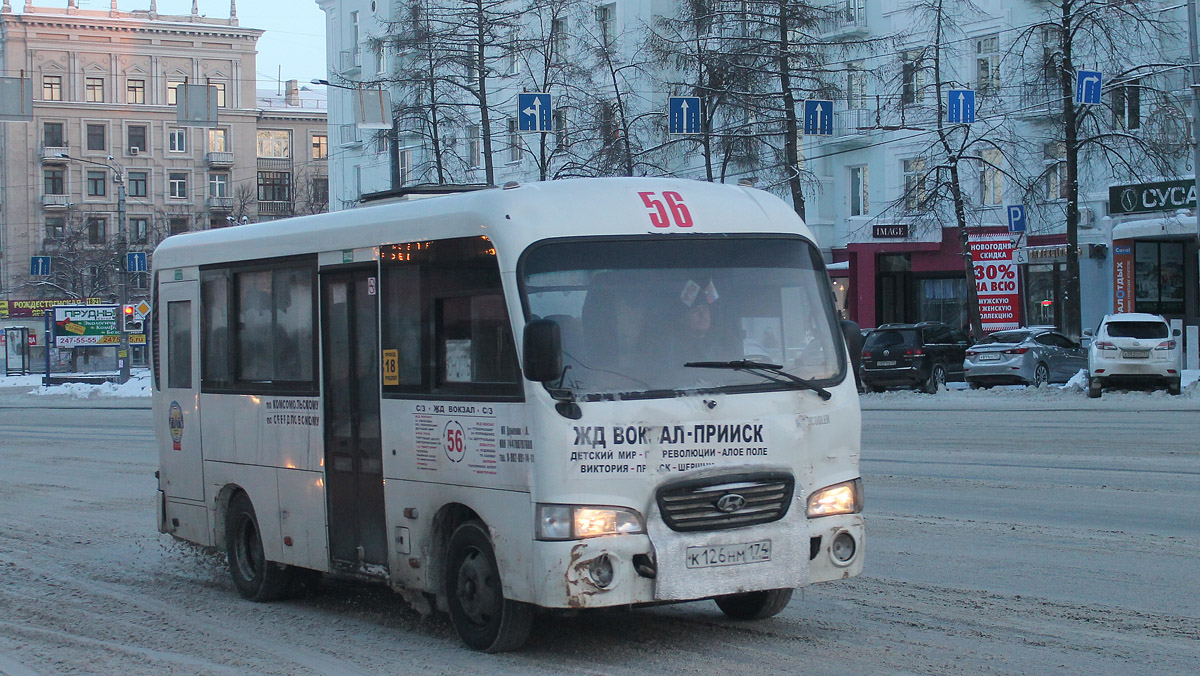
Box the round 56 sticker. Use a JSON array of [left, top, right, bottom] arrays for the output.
[[444, 421, 466, 462]]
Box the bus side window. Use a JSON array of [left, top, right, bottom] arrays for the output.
[[167, 300, 192, 389]]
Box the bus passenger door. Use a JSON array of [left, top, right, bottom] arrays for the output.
[[321, 267, 387, 572], [157, 281, 204, 503]]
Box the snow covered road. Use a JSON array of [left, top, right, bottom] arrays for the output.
[[0, 385, 1196, 675]]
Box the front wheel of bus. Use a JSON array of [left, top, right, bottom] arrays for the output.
[[226, 492, 293, 602], [445, 521, 533, 653], [715, 588, 794, 620]]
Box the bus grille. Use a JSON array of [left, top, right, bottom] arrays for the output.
[[656, 472, 794, 532]]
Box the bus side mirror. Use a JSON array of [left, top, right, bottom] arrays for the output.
[[523, 319, 563, 383]]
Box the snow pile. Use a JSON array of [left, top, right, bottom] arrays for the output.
[[1060, 368, 1089, 391], [27, 370, 152, 398]]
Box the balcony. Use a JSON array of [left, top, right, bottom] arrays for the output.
[[1017, 84, 1061, 118], [338, 123, 361, 146], [42, 194, 69, 209], [820, 4, 868, 37], [258, 201, 292, 216], [41, 147, 69, 162], [207, 196, 235, 211], [339, 49, 361, 74], [834, 107, 873, 139], [206, 151, 235, 166]]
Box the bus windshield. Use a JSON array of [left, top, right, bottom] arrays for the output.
[[520, 236, 846, 399]]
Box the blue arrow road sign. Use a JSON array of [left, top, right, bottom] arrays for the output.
[[1075, 70, 1102, 105], [948, 89, 975, 124], [126, 252, 147, 273], [30, 256, 50, 276], [1006, 205, 1027, 233], [803, 100, 833, 136], [517, 92, 552, 132], [668, 96, 702, 134]]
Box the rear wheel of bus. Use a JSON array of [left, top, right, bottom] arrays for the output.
[[714, 588, 794, 620], [226, 492, 293, 602], [445, 520, 533, 652]]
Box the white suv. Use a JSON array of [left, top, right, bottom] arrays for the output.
[[1086, 313, 1182, 398]]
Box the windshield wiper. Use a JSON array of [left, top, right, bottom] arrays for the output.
[[684, 359, 832, 401]]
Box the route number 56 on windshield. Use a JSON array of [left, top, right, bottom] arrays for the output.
[[638, 191, 692, 228]]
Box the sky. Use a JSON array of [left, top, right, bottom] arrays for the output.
[[88, 0, 329, 92]]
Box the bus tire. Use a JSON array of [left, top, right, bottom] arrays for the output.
[[226, 492, 293, 602], [445, 520, 533, 653], [715, 588, 794, 620]]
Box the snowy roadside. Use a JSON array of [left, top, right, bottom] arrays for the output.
[[0, 369, 152, 406]]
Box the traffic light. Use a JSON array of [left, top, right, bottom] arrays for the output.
[[122, 304, 143, 333]]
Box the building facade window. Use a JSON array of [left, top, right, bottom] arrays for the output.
[[597, 5, 615, 49], [976, 34, 1000, 95], [312, 177, 329, 205], [209, 172, 230, 198], [131, 217, 149, 245], [85, 77, 105, 103], [128, 171, 148, 198], [847, 61, 866, 109], [127, 125, 148, 154], [127, 79, 145, 104], [44, 168, 65, 195], [208, 128, 228, 152], [551, 18, 567, 63], [901, 50, 923, 105], [258, 171, 292, 202], [87, 124, 106, 151], [167, 80, 185, 106], [43, 122, 64, 148], [168, 172, 189, 199], [1111, 79, 1141, 129], [398, 148, 412, 185], [42, 74, 63, 101], [213, 82, 226, 108], [850, 165, 869, 216], [507, 118, 520, 162], [312, 133, 328, 159], [256, 130, 291, 158], [46, 216, 66, 240], [168, 128, 187, 152], [169, 218, 189, 235], [980, 148, 1003, 205], [88, 218, 106, 244], [87, 170, 107, 197], [554, 108, 568, 149], [467, 125, 481, 168], [903, 157, 926, 211], [1044, 142, 1066, 200]]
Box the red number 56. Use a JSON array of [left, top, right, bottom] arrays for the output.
[[638, 191, 693, 228]]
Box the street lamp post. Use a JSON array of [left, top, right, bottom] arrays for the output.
[[58, 153, 130, 384]]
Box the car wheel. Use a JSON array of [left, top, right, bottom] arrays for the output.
[[715, 588, 794, 620], [1087, 377, 1102, 399], [923, 363, 946, 394], [445, 520, 533, 653], [1032, 363, 1050, 388], [226, 492, 294, 602], [1168, 379, 1182, 396]]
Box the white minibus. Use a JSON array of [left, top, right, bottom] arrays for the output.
[[152, 177, 864, 652]]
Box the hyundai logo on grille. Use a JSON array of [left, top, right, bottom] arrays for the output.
[[715, 494, 747, 513]]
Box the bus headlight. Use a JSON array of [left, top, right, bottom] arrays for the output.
[[536, 504, 646, 540], [806, 479, 863, 517]]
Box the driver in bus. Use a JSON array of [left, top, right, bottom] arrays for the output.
[[672, 279, 729, 364]]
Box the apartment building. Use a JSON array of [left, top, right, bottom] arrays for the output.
[[0, 1, 328, 315]]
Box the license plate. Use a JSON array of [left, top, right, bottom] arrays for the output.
[[1121, 350, 1149, 359], [874, 360, 896, 367], [978, 353, 1001, 361], [686, 540, 772, 568]]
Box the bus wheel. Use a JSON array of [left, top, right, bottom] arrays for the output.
[[715, 588, 794, 620], [445, 521, 533, 652], [226, 492, 293, 602]]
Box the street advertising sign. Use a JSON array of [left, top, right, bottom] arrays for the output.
[[1108, 179, 1197, 215], [0, 298, 105, 320], [52, 305, 145, 348], [968, 230, 1021, 332], [177, 84, 219, 127], [1112, 239, 1136, 313]]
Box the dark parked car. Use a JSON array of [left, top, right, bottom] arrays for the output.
[[860, 322, 970, 393], [964, 327, 1087, 388]]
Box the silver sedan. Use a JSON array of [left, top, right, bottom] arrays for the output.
[[963, 328, 1087, 388]]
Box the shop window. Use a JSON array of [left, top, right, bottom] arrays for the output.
[[1134, 241, 1185, 315]]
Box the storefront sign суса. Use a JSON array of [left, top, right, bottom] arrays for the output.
[[1109, 179, 1197, 215]]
